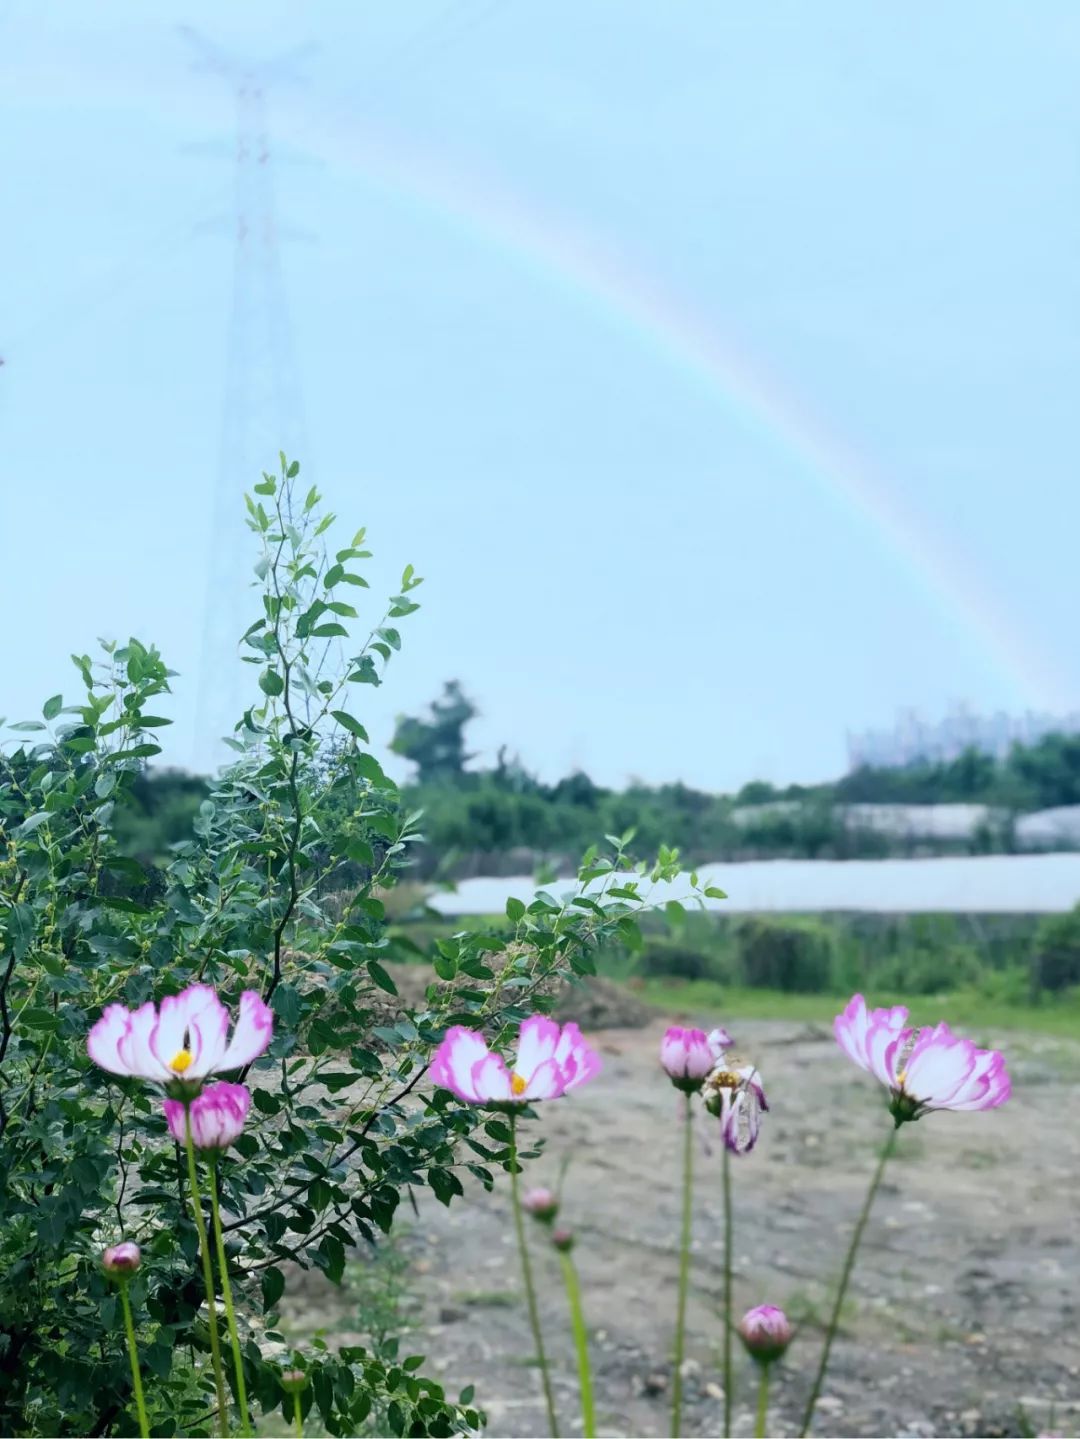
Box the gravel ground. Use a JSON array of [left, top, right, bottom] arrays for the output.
[[283, 1012, 1079, 1438]]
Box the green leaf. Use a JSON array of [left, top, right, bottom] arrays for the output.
[[42, 694, 63, 720], [271, 984, 301, 1026], [331, 710, 369, 741], [428, 1168, 462, 1206], [259, 669, 285, 697], [262, 1268, 286, 1309], [366, 959, 397, 995], [505, 897, 526, 923]]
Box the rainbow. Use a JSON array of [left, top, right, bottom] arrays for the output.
[[14, 48, 1067, 708], [295, 110, 1066, 711]]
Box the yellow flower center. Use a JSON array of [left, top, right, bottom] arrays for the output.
[[510, 1072, 527, 1097], [896, 1067, 907, 1088], [709, 1070, 741, 1091], [170, 1048, 194, 1074]]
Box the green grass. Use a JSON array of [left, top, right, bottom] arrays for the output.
[[633, 979, 1080, 1036]]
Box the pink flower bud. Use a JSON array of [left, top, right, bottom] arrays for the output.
[[523, 1187, 559, 1222], [551, 1227, 575, 1253], [163, 1081, 251, 1151], [737, 1304, 792, 1364], [280, 1368, 308, 1394], [659, 1027, 715, 1092], [102, 1241, 141, 1276]]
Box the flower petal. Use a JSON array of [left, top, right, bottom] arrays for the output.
[[118, 1002, 170, 1081], [471, 1052, 513, 1103], [215, 991, 274, 1073], [88, 1004, 135, 1077], [834, 994, 910, 1087], [522, 1057, 565, 1100], [429, 1027, 490, 1102], [150, 985, 218, 1066], [514, 1016, 560, 1084]]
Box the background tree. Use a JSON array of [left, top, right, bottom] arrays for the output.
[[390, 680, 478, 783]]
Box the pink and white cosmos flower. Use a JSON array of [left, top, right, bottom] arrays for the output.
[[87, 984, 273, 1088], [429, 1015, 601, 1106], [705, 1062, 769, 1154], [164, 1082, 251, 1151], [660, 1027, 715, 1090], [834, 994, 1011, 1122]]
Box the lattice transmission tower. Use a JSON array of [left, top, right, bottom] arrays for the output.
[[183, 29, 313, 767]]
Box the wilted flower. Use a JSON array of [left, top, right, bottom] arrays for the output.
[[430, 1015, 601, 1106], [738, 1304, 792, 1364], [522, 1187, 560, 1222], [102, 1241, 141, 1276], [88, 983, 273, 1094], [551, 1227, 575, 1253], [164, 1082, 251, 1151], [834, 994, 1011, 1123], [660, 1027, 715, 1091], [704, 1062, 768, 1154]]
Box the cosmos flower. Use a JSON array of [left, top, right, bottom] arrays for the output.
[[87, 984, 273, 1090], [102, 1241, 142, 1276], [522, 1187, 560, 1222], [834, 994, 1011, 1122], [660, 1027, 715, 1090], [429, 1015, 601, 1105], [704, 1062, 769, 1154], [164, 1082, 251, 1151], [738, 1304, 792, 1364]]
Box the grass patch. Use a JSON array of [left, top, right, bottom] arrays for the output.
[[632, 979, 1080, 1036]]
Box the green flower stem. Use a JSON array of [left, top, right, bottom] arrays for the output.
[[294, 1390, 303, 1438], [117, 1278, 150, 1439], [754, 1363, 770, 1439], [798, 1125, 899, 1437], [508, 1111, 559, 1438], [185, 1109, 230, 1435], [671, 1090, 693, 1439], [558, 1249, 595, 1439], [722, 1144, 733, 1439], [208, 1154, 252, 1436]]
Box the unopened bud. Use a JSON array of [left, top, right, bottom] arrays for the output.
[[280, 1368, 308, 1394], [102, 1242, 141, 1276], [551, 1227, 575, 1253], [737, 1305, 792, 1365], [522, 1187, 559, 1223]]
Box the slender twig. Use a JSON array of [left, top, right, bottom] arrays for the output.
[[798, 1126, 899, 1436], [671, 1091, 693, 1438], [509, 1111, 559, 1437]]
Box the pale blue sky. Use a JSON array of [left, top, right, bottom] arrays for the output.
[[2, 3, 1078, 790]]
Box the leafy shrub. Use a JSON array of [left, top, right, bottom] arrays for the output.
[[736, 917, 835, 992], [0, 458, 705, 1436], [637, 939, 717, 982], [1031, 904, 1080, 994], [872, 944, 981, 996]]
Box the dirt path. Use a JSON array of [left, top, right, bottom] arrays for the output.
[[284, 1015, 1079, 1437]]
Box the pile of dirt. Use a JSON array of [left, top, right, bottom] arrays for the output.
[[378, 962, 652, 1031]]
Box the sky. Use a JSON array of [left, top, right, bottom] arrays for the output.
[[2, 2, 1079, 792]]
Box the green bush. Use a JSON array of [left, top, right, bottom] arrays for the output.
[[638, 939, 717, 982], [0, 459, 708, 1436], [1031, 904, 1080, 994], [872, 943, 982, 996], [735, 917, 835, 992]]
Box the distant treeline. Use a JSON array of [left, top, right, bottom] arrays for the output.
[[108, 684, 1080, 875]]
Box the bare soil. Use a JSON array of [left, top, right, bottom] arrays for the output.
[[284, 1009, 1080, 1438]]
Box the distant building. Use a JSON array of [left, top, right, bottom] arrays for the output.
[[846, 705, 1080, 771]]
